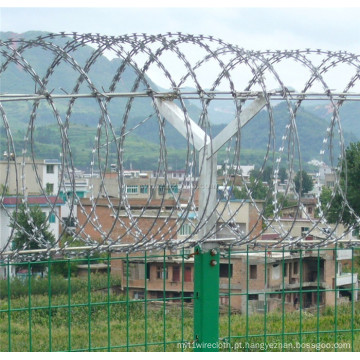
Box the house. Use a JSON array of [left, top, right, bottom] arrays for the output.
[[280, 197, 317, 219], [259, 213, 358, 312], [76, 197, 179, 246], [109, 197, 357, 313], [90, 170, 180, 200], [0, 157, 60, 196], [109, 199, 265, 309]]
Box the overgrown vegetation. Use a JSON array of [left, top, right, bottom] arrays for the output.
[[0, 272, 359, 352]]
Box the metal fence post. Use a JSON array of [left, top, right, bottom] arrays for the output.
[[194, 245, 220, 352]]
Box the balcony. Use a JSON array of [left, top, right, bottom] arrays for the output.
[[336, 273, 358, 286], [336, 249, 353, 260]]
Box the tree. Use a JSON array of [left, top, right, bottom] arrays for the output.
[[318, 186, 343, 224], [278, 167, 287, 183], [10, 204, 55, 274], [321, 142, 360, 228], [233, 174, 268, 200], [294, 170, 313, 195]]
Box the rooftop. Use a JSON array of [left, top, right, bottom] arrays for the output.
[[2, 195, 64, 207]]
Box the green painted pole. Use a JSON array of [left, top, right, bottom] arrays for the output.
[[194, 245, 220, 352]]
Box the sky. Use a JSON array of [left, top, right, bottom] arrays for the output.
[[1, 1, 360, 91], [1, 2, 360, 53]]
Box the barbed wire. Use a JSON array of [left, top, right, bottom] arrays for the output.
[[1, 32, 360, 261]]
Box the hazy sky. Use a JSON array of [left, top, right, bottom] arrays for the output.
[[1, 2, 360, 91], [1, 4, 360, 53]]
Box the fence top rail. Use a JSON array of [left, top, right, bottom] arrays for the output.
[[1, 238, 360, 260], [2, 91, 360, 102]]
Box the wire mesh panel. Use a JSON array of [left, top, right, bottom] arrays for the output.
[[0, 251, 195, 352], [218, 246, 360, 352], [1, 247, 359, 352]]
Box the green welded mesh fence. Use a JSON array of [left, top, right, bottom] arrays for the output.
[[0, 246, 359, 352]]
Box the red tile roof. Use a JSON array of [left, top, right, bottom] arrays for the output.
[[261, 233, 280, 240], [2, 196, 64, 207]]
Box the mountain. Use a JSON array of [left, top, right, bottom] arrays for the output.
[[304, 101, 360, 140], [1, 31, 359, 171]]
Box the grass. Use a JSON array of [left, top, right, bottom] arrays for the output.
[[1, 275, 359, 352]]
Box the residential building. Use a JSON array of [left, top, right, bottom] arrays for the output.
[[76, 197, 179, 245], [90, 171, 180, 200], [109, 199, 266, 310], [0, 157, 60, 196]]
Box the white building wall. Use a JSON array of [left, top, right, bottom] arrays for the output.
[[0, 208, 15, 278], [42, 161, 60, 194], [0, 208, 12, 251]]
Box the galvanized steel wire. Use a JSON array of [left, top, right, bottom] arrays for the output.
[[1, 32, 360, 260]]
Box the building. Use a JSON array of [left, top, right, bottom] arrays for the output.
[[228, 247, 358, 314], [76, 197, 179, 245], [0, 157, 60, 196], [90, 171, 180, 200], [109, 199, 266, 309]]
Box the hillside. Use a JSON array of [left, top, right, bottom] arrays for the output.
[[305, 101, 360, 140], [1, 31, 359, 171]]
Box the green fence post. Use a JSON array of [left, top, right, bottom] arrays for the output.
[[194, 245, 220, 352]]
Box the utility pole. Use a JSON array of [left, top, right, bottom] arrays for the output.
[[155, 95, 266, 351]]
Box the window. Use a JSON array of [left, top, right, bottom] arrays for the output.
[[156, 266, 168, 279], [180, 223, 192, 236], [49, 213, 56, 223], [220, 263, 233, 278], [249, 265, 257, 279], [125, 263, 145, 280], [248, 294, 259, 301], [293, 261, 298, 275], [46, 164, 54, 174], [46, 183, 54, 194], [283, 263, 287, 276], [168, 184, 178, 194], [140, 185, 148, 194], [301, 227, 309, 234], [62, 217, 76, 227], [184, 266, 192, 282], [126, 185, 138, 194], [134, 291, 144, 300], [158, 185, 166, 195], [220, 296, 229, 305], [146, 263, 151, 280], [172, 265, 180, 282]]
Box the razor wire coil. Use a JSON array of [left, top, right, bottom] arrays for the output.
[[1, 32, 360, 261]]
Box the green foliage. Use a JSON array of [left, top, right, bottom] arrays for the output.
[[294, 170, 314, 195], [1, 286, 359, 351], [233, 175, 268, 201], [10, 204, 55, 250], [321, 142, 360, 228], [10, 204, 55, 274], [50, 236, 108, 277], [0, 184, 9, 195], [0, 273, 121, 300], [263, 193, 298, 219], [318, 186, 343, 223]]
